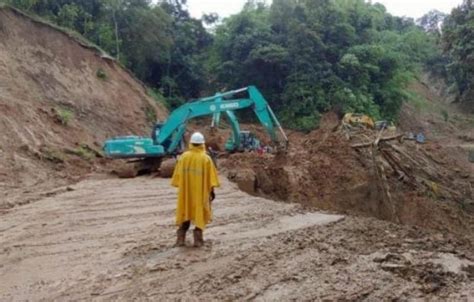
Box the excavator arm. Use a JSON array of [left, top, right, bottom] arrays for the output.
[[156, 86, 287, 153], [104, 86, 287, 158]]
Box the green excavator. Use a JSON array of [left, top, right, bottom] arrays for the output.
[[103, 86, 288, 174]]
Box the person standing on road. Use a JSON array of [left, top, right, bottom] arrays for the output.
[[171, 132, 220, 247]]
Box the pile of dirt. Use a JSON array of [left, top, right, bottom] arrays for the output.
[[222, 112, 474, 236], [222, 112, 372, 207], [0, 7, 167, 207]]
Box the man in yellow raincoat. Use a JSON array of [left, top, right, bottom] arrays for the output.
[[171, 132, 220, 247]]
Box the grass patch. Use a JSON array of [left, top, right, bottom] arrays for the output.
[[147, 88, 169, 109], [39, 147, 65, 164], [469, 150, 474, 163], [466, 117, 474, 127], [96, 68, 107, 80], [452, 114, 463, 122], [64, 144, 102, 160], [54, 107, 74, 126], [67, 146, 95, 160], [404, 90, 431, 111], [145, 106, 157, 124], [441, 109, 449, 122]]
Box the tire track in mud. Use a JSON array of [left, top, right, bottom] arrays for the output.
[[0, 177, 341, 300], [0, 177, 473, 301]]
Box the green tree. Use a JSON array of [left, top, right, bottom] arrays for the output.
[[442, 0, 474, 106], [418, 9, 446, 37], [158, 0, 213, 102], [208, 0, 434, 130]]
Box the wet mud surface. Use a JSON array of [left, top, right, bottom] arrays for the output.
[[1, 177, 472, 300]]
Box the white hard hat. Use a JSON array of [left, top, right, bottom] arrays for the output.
[[190, 132, 205, 144]]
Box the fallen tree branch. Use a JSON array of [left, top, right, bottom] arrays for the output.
[[351, 134, 404, 148], [380, 149, 414, 184], [374, 127, 385, 146], [372, 146, 399, 223]]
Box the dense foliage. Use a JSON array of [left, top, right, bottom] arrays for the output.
[[207, 0, 440, 130], [4, 0, 466, 129], [442, 0, 474, 106]]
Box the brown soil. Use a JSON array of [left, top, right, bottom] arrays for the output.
[[221, 110, 474, 236], [401, 79, 474, 175], [0, 7, 167, 208], [1, 177, 472, 300]]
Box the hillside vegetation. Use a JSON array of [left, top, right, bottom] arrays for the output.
[[3, 0, 472, 129]]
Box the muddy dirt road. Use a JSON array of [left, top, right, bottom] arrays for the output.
[[1, 177, 473, 301]]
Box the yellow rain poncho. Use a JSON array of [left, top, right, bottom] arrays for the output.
[[171, 144, 220, 230]]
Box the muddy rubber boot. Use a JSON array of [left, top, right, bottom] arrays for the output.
[[193, 229, 204, 248], [176, 229, 186, 247]]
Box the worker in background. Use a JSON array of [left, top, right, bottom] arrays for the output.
[[207, 146, 218, 167], [171, 132, 220, 247]]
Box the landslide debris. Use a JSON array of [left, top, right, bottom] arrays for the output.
[[221, 112, 474, 236], [0, 6, 167, 207]]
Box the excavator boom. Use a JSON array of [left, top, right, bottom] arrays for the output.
[[103, 86, 287, 159]]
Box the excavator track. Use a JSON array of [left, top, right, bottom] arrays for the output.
[[115, 157, 163, 178]]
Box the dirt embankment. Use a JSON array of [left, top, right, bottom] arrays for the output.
[[400, 78, 474, 174], [0, 7, 167, 207]]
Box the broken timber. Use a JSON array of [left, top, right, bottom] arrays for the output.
[[351, 134, 404, 148]]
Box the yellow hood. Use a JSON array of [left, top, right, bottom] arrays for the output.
[[188, 143, 206, 152]]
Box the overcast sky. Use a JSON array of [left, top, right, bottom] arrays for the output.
[[185, 0, 463, 20]]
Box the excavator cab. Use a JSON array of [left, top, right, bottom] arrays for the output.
[[225, 131, 261, 152], [240, 131, 260, 151], [151, 123, 162, 142], [152, 123, 184, 155]]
